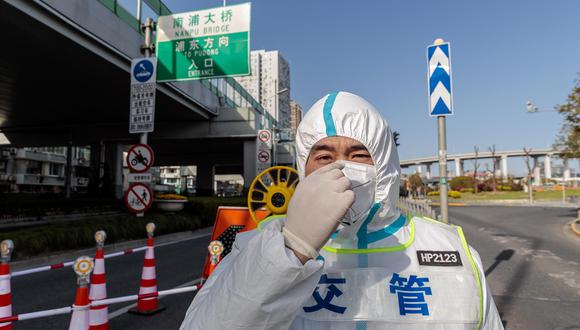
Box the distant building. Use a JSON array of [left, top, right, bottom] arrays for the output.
[[235, 50, 291, 128], [0, 146, 90, 193], [158, 166, 196, 192], [290, 100, 303, 132]]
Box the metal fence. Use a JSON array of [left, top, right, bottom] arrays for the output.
[[397, 198, 438, 221]]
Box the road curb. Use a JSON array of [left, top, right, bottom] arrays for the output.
[[569, 219, 580, 237], [429, 202, 466, 207], [9, 227, 212, 271]]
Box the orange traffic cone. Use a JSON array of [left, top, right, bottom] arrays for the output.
[[89, 231, 108, 330], [69, 256, 94, 330], [0, 240, 14, 330], [129, 223, 165, 315]]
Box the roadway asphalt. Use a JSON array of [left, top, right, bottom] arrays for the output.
[[449, 206, 580, 330], [8, 206, 580, 329]]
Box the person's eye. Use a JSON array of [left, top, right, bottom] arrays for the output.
[[353, 154, 371, 159], [316, 155, 333, 161]]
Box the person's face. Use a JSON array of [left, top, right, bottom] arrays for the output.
[[304, 136, 374, 176]]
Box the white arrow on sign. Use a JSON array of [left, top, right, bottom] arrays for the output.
[[430, 82, 452, 111], [428, 46, 450, 76]]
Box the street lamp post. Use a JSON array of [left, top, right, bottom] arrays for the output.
[[526, 101, 557, 113]]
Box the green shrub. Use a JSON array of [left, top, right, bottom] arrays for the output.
[[448, 190, 462, 199], [0, 196, 247, 260], [427, 190, 461, 198], [449, 176, 475, 191], [460, 188, 474, 193]]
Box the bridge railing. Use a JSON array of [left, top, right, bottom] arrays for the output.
[[397, 197, 438, 221], [98, 0, 278, 129]]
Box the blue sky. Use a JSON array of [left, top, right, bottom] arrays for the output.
[[131, 0, 579, 174]]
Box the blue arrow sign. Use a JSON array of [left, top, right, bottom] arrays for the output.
[[427, 42, 453, 116]]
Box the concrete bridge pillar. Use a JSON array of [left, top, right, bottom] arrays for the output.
[[416, 165, 423, 176], [454, 158, 463, 177], [103, 143, 125, 199], [425, 164, 432, 179], [501, 155, 508, 181], [544, 154, 552, 179], [243, 140, 257, 191], [533, 157, 541, 186], [563, 159, 570, 183], [196, 162, 215, 196]]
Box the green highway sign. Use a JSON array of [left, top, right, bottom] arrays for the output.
[[156, 3, 251, 82]]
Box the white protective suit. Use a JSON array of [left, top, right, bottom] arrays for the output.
[[181, 91, 503, 330]]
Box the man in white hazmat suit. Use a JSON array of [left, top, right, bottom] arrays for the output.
[[181, 91, 503, 329]]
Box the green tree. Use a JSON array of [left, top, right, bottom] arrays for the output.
[[408, 173, 423, 190], [555, 74, 580, 159], [449, 176, 475, 191]]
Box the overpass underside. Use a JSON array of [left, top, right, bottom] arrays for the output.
[[0, 1, 263, 197]]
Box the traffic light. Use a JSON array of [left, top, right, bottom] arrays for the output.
[[393, 131, 400, 147]]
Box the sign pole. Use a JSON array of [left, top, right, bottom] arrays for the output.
[[140, 17, 155, 146], [427, 38, 453, 224], [437, 116, 448, 223], [137, 17, 154, 217]]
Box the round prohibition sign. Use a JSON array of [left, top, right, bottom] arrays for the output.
[[258, 130, 271, 143], [257, 150, 270, 163], [124, 183, 153, 213], [127, 143, 154, 173]]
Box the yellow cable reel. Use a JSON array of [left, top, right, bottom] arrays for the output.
[[247, 166, 300, 223]]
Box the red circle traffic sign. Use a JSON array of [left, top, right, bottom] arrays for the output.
[[257, 150, 270, 163], [127, 144, 154, 173], [258, 130, 271, 143], [124, 183, 153, 213]]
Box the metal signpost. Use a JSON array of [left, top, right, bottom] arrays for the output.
[[256, 129, 272, 179], [155, 3, 251, 81], [125, 17, 156, 217], [427, 38, 453, 224], [124, 183, 154, 213]]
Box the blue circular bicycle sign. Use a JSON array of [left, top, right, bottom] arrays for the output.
[[133, 59, 155, 83]]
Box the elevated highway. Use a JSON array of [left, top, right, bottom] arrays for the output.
[[401, 148, 572, 185], [0, 0, 276, 195]]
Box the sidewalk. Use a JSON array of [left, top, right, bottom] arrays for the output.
[[429, 199, 579, 209], [461, 200, 580, 208], [9, 226, 213, 271]]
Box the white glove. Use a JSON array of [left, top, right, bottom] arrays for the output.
[[283, 162, 355, 259]]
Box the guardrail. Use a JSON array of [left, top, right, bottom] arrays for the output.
[[398, 197, 438, 220]]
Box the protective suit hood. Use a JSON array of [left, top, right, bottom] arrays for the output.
[[295, 91, 401, 239]]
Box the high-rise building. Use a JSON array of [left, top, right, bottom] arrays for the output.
[[235, 50, 291, 128], [290, 100, 303, 132]]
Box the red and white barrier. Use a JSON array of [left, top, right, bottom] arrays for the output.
[[130, 223, 165, 315], [11, 246, 148, 278], [0, 285, 201, 325], [0, 240, 14, 330], [89, 231, 108, 330]]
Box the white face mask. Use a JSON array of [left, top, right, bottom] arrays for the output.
[[337, 160, 377, 226]]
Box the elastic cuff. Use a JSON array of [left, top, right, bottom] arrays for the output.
[[282, 227, 319, 260]]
